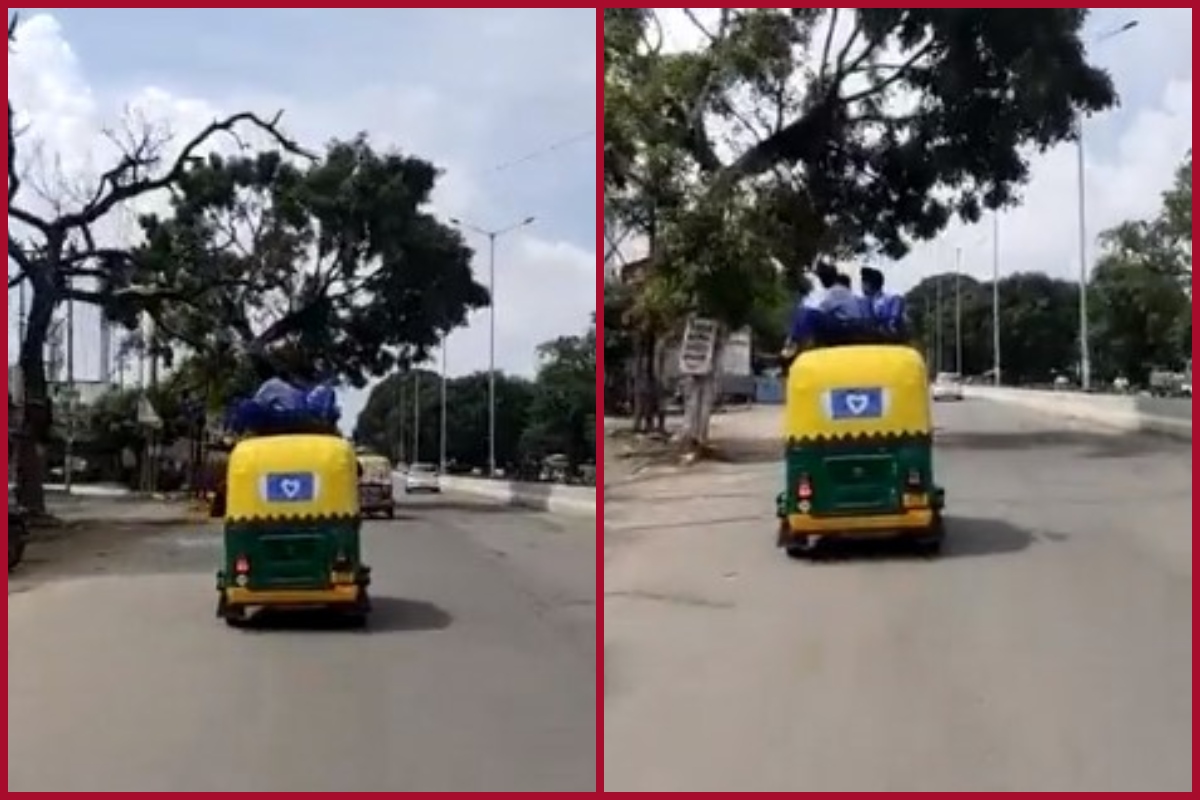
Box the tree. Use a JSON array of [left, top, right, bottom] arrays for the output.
[[8, 15, 308, 510], [353, 371, 535, 472], [605, 9, 1117, 447], [519, 321, 597, 469], [1088, 255, 1189, 384], [602, 281, 635, 414], [119, 138, 490, 388], [1083, 150, 1192, 383], [906, 272, 1080, 385], [1161, 151, 1192, 262]]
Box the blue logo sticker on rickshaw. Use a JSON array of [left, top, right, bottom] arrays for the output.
[[828, 388, 885, 420], [263, 472, 317, 503]]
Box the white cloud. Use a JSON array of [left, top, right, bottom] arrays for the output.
[[8, 12, 596, 428]]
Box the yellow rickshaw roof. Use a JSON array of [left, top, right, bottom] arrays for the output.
[[785, 344, 932, 440]]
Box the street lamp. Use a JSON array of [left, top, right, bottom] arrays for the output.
[[449, 214, 536, 476], [1077, 19, 1139, 392], [439, 332, 448, 474], [992, 211, 1001, 386]]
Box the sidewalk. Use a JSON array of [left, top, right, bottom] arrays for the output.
[[44, 494, 206, 527]]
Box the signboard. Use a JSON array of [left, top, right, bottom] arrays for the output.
[[678, 317, 720, 377], [137, 395, 163, 429]]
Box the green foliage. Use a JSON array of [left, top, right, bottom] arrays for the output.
[[1084, 151, 1193, 381], [906, 272, 1080, 385], [519, 321, 597, 467], [353, 321, 597, 472], [605, 8, 1117, 338], [352, 370, 535, 470], [903, 150, 1193, 387], [117, 137, 490, 387]]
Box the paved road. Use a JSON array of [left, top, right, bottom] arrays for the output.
[[9, 492, 596, 792], [604, 401, 1191, 792]]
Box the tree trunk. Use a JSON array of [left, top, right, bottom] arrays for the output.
[[16, 286, 59, 514], [631, 332, 655, 434]]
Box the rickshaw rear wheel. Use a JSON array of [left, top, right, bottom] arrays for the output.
[[785, 545, 812, 560], [342, 589, 372, 628], [914, 517, 946, 558], [217, 594, 250, 627]]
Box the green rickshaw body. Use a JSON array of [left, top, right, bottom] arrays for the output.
[[216, 434, 372, 624]]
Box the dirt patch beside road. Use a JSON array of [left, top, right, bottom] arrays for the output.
[[11, 499, 216, 592]]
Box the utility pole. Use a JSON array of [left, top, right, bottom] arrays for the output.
[[65, 289, 76, 493], [992, 212, 1002, 385], [934, 277, 944, 374], [1076, 20, 1139, 391], [450, 215, 535, 476], [439, 336, 448, 473], [412, 370, 421, 464], [954, 247, 964, 375]]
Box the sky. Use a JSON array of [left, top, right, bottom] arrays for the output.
[[7, 8, 597, 427], [609, 8, 1193, 294]]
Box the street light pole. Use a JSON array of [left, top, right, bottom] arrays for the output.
[[487, 232, 497, 476], [1076, 125, 1091, 390], [992, 211, 1002, 386], [954, 247, 963, 375], [450, 215, 535, 477], [413, 370, 421, 464], [1076, 19, 1139, 392], [439, 333, 448, 474]]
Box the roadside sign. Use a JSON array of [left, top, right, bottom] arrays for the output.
[[137, 395, 163, 429]]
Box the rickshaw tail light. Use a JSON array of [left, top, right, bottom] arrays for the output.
[[796, 475, 814, 501], [234, 555, 251, 575], [905, 469, 922, 488]]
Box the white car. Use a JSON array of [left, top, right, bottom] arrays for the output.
[[931, 373, 964, 402], [404, 463, 442, 494]]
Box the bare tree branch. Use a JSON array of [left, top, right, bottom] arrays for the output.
[[818, 9, 840, 81], [841, 41, 934, 105], [60, 111, 315, 233], [682, 8, 719, 43]]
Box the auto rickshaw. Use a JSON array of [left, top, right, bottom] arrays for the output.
[[356, 451, 395, 518], [776, 343, 945, 559], [216, 432, 372, 626]]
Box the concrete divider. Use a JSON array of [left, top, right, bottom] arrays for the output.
[[963, 386, 1191, 440], [403, 474, 596, 517]]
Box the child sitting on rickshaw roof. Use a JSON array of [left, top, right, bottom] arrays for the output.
[[783, 262, 908, 365]]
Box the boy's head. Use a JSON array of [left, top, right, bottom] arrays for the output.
[[814, 260, 839, 289], [860, 267, 885, 296]]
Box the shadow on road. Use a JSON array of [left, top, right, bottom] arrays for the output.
[[236, 597, 453, 634], [708, 437, 785, 465], [400, 498, 538, 516], [943, 515, 1038, 558], [800, 516, 1035, 563]]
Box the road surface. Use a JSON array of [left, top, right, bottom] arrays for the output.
[[9, 491, 596, 792], [604, 400, 1191, 792]]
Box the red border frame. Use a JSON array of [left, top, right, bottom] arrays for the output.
[[4, 1, 1195, 796], [5, 4, 603, 796], [597, 3, 1190, 796]]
